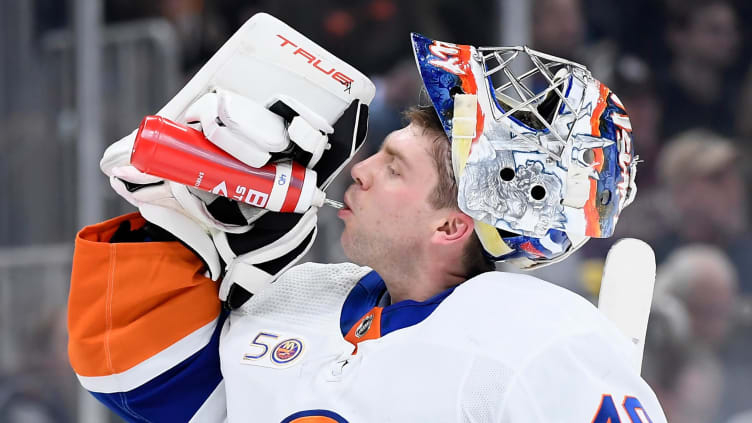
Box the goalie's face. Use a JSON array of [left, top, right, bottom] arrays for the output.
[[339, 124, 445, 269]]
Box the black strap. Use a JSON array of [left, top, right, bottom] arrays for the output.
[[312, 100, 369, 184], [222, 229, 315, 311]]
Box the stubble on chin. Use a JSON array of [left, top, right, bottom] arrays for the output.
[[341, 229, 421, 277], [340, 229, 387, 268], [341, 231, 369, 266]]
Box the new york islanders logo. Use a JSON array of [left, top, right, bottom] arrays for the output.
[[272, 339, 304, 364], [241, 331, 306, 368]]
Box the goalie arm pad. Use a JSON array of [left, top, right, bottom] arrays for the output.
[[68, 213, 227, 422]]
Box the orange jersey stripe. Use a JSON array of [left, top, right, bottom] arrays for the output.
[[68, 213, 221, 377]]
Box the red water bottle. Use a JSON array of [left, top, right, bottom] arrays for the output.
[[130, 115, 326, 213]]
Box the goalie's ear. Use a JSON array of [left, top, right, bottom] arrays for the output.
[[431, 210, 474, 245]]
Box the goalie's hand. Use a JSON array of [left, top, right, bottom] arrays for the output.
[[184, 87, 369, 191], [102, 135, 262, 280], [102, 87, 368, 298], [181, 87, 369, 306], [101, 12, 373, 308], [185, 88, 332, 169]]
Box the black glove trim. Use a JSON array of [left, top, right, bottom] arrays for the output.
[[119, 178, 165, 193], [225, 212, 305, 255], [223, 229, 315, 311], [268, 100, 315, 166], [312, 100, 369, 184], [255, 230, 315, 275], [206, 196, 250, 226]]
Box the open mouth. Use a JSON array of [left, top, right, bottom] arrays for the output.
[[342, 192, 353, 211], [338, 193, 353, 218]]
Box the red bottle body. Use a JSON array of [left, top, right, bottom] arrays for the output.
[[130, 115, 322, 213]]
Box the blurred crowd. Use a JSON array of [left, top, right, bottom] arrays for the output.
[[5, 0, 752, 421]]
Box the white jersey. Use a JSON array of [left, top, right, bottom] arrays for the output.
[[220, 262, 667, 422], [68, 216, 665, 422]]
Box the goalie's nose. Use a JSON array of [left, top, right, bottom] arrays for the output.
[[350, 156, 373, 190]]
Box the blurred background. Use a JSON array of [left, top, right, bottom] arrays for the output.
[[1, 0, 751, 421]]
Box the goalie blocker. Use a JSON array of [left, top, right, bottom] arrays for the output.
[[100, 13, 375, 309]]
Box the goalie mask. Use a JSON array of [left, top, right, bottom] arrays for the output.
[[410, 33, 637, 269]]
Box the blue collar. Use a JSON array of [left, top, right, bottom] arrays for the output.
[[339, 270, 456, 337]]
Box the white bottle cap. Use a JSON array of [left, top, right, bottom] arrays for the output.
[[310, 189, 326, 208], [295, 167, 323, 212]]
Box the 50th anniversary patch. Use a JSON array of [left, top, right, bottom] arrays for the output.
[[241, 331, 306, 368]]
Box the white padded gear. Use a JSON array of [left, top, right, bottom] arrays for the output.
[[102, 13, 375, 301], [107, 169, 223, 279], [287, 116, 329, 166], [216, 207, 319, 300], [183, 89, 335, 170], [184, 89, 288, 168], [273, 94, 334, 135], [104, 132, 254, 280]]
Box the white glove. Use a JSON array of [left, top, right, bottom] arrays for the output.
[[184, 88, 333, 169], [103, 85, 368, 289], [214, 208, 319, 308], [106, 158, 318, 306], [103, 12, 375, 308], [102, 134, 263, 280], [175, 87, 366, 306], [188, 88, 368, 305]]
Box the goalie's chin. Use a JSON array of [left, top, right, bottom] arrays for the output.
[[340, 228, 363, 265]]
